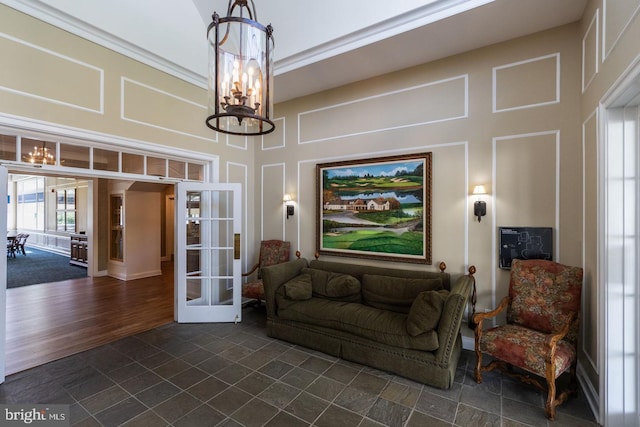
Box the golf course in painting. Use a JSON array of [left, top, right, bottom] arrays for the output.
[[317, 153, 431, 263]]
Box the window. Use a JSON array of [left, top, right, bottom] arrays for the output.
[[16, 177, 45, 231], [0, 133, 206, 182], [56, 189, 76, 233]]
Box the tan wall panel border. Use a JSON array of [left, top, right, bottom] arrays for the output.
[[298, 75, 468, 144], [582, 108, 599, 373], [0, 32, 103, 114], [491, 130, 561, 306], [120, 77, 212, 143], [262, 117, 286, 151], [582, 10, 600, 93], [603, 0, 640, 61], [261, 163, 286, 241], [227, 161, 249, 274], [493, 53, 560, 113]]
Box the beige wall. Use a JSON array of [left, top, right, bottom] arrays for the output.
[[262, 22, 582, 343]]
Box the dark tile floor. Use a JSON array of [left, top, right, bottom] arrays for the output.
[[0, 306, 598, 426]]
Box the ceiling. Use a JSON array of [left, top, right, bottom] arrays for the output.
[[4, 0, 588, 103]]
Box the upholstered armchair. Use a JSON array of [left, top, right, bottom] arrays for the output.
[[242, 240, 291, 304], [472, 259, 583, 420]]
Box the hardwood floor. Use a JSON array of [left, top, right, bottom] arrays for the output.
[[5, 262, 174, 375]]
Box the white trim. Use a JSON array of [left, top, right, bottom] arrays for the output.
[[0, 31, 104, 114], [582, 9, 600, 93], [577, 361, 602, 425], [0, 0, 207, 88], [298, 75, 468, 144], [492, 53, 561, 113], [597, 54, 640, 426], [0, 112, 215, 162]]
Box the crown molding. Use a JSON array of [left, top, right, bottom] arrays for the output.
[[275, 0, 494, 75]]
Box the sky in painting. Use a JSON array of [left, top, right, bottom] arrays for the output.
[[326, 160, 422, 178]]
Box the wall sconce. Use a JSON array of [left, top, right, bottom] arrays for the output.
[[472, 185, 487, 222], [283, 194, 294, 219]]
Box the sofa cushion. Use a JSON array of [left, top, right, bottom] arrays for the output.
[[406, 290, 449, 336], [302, 268, 362, 302], [362, 274, 444, 313], [284, 273, 313, 300], [277, 298, 439, 351]]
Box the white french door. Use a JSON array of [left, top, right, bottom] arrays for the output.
[[175, 182, 242, 323]]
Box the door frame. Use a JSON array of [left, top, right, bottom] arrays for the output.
[[598, 57, 640, 425], [0, 118, 220, 383]]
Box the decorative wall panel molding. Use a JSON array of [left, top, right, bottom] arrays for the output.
[[492, 131, 559, 305], [0, 32, 103, 113], [263, 117, 286, 150], [582, 108, 599, 373], [582, 10, 600, 93], [120, 77, 212, 142], [298, 75, 468, 144], [493, 53, 560, 112], [261, 163, 286, 241]]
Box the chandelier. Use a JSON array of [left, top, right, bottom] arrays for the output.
[[206, 0, 275, 136], [27, 142, 55, 165]]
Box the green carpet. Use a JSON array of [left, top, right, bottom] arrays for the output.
[[6, 247, 87, 288]]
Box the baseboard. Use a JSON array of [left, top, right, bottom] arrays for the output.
[[462, 334, 474, 351], [577, 362, 601, 425]]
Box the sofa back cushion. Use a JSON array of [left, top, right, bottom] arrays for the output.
[[284, 273, 313, 301], [302, 268, 362, 303], [362, 274, 444, 313], [309, 259, 451, 290]]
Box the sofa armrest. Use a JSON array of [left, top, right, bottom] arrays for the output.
[[435, 267, 474, 363], [261, 258, 309, 318]]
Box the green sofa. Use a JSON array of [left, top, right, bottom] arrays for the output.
[[261, 258, 475, 389]]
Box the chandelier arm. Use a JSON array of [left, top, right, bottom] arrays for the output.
[[228, 0, 254, 21]]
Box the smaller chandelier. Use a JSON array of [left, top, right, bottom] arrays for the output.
[[206, 0, 275, 136], [27, 142, 55, 165]]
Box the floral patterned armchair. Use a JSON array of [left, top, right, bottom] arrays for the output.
[[242, 240, 291, 304], [472, 259, 583, 420]]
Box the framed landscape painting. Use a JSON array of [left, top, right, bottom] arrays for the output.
[[316, 152, 432, 264]]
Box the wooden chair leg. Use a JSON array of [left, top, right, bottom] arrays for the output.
[[545, 377, 558, 420], [473, 320, 484, 383], [474, 350, 483, 383]]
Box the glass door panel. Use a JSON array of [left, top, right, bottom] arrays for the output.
[[176, 183, 241, 323]]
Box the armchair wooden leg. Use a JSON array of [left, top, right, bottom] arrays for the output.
[[474, 351, 483, 383], [544, 378, 558, 420], [473, 319, 484, 383]]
